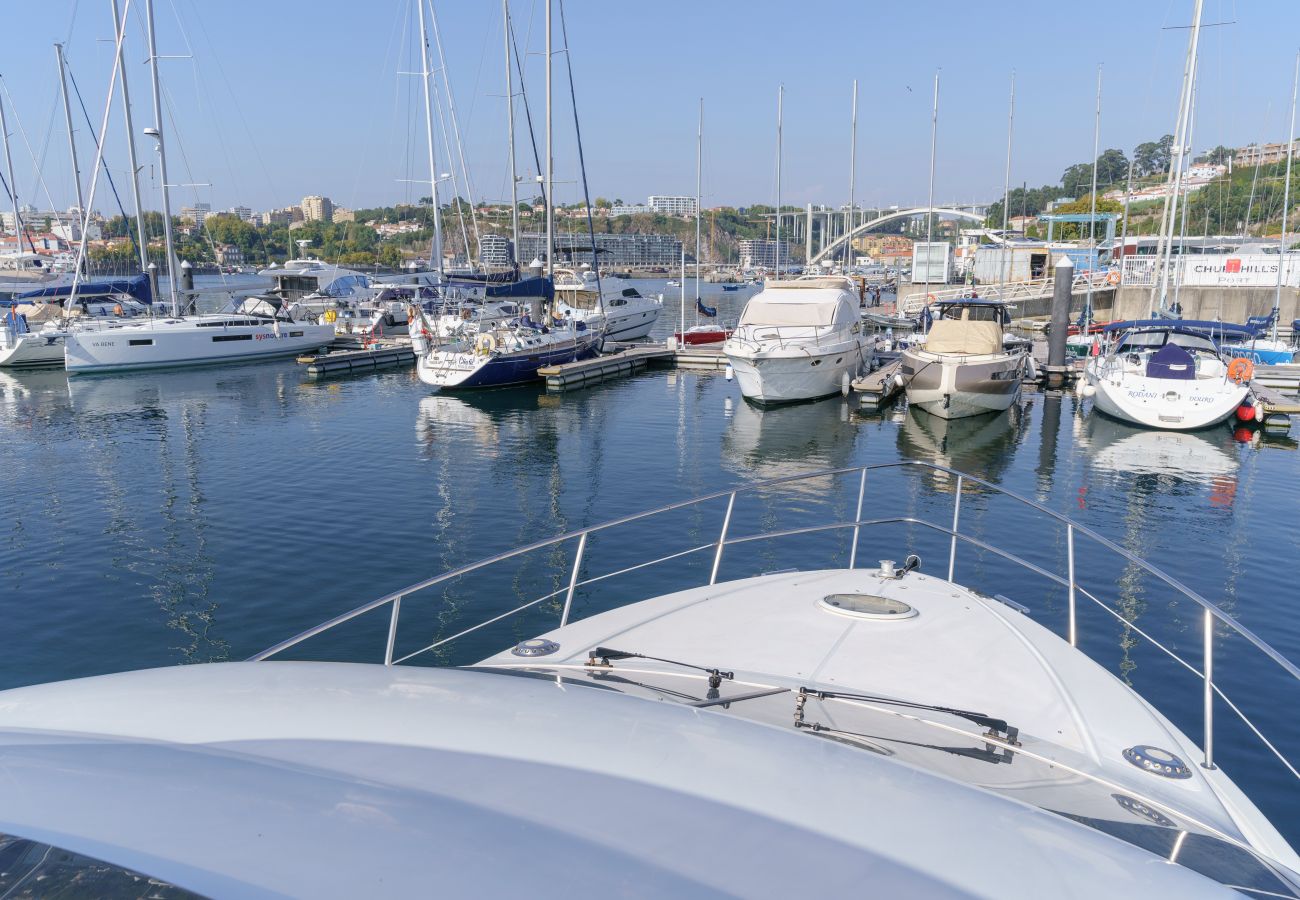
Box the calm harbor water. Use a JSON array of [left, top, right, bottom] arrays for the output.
[[2, 276, 1300, 841]]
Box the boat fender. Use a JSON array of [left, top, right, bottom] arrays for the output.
[[1227, 357, 1254, 384], [841, 370, 850, 397], [1237, 402, 1256, 422], [725, 364, 734, 381], [1255, 402, 1266, 424]]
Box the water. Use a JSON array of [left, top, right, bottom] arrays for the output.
[[3, 277, 1300, 843]]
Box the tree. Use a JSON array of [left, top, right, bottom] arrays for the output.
[[1093, 148, 1129, 187], [1203, 145, 1232, 165], [593, 197, 611, 208], [1134, 135, 1174, 177], [1061, 163, 1093, 198]]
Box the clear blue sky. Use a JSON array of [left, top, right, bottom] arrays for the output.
[[1, 0, 1296, 217]]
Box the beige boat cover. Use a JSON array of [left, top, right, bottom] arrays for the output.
[[923, 320, 1002, 355]]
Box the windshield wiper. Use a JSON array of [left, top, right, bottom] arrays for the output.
[[794, 687, 1020, 745], [586, 647, 734, 691]]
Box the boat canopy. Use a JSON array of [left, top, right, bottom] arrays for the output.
[[4, 274, 152, 306], [1101, 319, 1255, 339], [448, 274, 552, 301], [739, 284, 857, 328]]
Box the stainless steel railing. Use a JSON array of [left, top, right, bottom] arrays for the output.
[[252, 459, 1300, 780]]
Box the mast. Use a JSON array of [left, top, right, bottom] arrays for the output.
[[846, 79, 857, 271], [144, 0, 179, 316], [1151, 0, 1203, 313], [503, 0, 519, 263], [1086, 65, 1101, 321], [111, 0, 148, 271], [0, 91, 26, 255], [1274, 51, 1298, 342], [416, 0, 444, 277], [1001, 71, 1014, 285], [695, 98, 702, 317], [774, 84, 782, 277], [545, 0, 553, 288], [925, 70, 939, 290], [55, 43, 87, 273], [426, 0, 479, 266]]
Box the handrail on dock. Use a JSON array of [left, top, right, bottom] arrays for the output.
[[252, 459, 1300, 782]]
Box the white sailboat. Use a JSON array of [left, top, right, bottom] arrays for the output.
[[61, 0, 333, 375]]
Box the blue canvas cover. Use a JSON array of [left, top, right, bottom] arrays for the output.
[[1145, 342, 1196, 380], [5, 274, 152, 306]]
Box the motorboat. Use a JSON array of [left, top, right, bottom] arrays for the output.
[[414, 315, 601, 390], [723, 275, 872, 403], [0, 275, 154, 368], [674, 323, 733, 346], [258, 257, 373, 312], [63, 295, 334, 374], [5, 463, 1294, 895], [0, 252, 74, 295], [552, 268, 662, 342], [902, 299, 1028, 419], [1083, 321, 1251, 430]]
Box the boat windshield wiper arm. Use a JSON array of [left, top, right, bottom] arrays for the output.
[[586, 647, 734, 690], [795, 687, 1020, 745]]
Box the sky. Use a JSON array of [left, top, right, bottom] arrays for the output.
[[1, 0, 1297, 219]]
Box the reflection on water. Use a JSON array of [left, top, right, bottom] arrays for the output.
[[2, 356, 1300, 842]]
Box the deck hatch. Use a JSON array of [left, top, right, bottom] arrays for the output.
[[819, 593, 917, 620]]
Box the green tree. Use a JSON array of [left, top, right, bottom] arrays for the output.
[[1203, 145, 1232, 165], [1093, 148, 1129, 187], [1061, 163, 1093, 198]]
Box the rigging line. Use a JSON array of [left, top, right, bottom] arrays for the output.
[[431, 69, 472, 264], [426, 0, 480, 253], [64, 67, 131, 231], [557, 0, 602, 306], [0, 80, 65, 231], [509, 11, 545, 209]]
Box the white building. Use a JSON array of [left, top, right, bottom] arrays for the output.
[[738, 239, 790, 271], [611, 204, 651, 217], [179, 203, 211, 227], [228, 206, 254, 223], [479, 233, 514, 268], [648, 196, 698, 217]]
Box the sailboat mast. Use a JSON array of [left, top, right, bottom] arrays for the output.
[[774, 84, 782, 277], [1152, 0, 1203, 313], [1274, 51, 1298, 342], [1086, 65, 1101, 319], [0, 91, 25, 255], [925, 70, 939, 288], [846, 79, 857, 271], [503, 0, 519, 263], [55, 43, 87, 273], [695, 98, 702, 313], [1001, 71, 1014, 285], [545, 0, 553, 288], [144, 0, 179, 315], [416, 0, 444, 277], [110, 0, 148, 272]]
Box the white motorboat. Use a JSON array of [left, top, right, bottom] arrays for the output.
[[414, 316, 601, 390], [1083, 321, 1251, 430], [258, 257, 374, 312], [723, 275, 872, 403], [902, 299, 1028, 419], [552, 268, 661, 342], [4, 462, 1294, 896], [63, 295, 334, 374]]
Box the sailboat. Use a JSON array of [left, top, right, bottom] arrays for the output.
[[414, 0, 601, 390], [62, 0, 332, 374], [674, 100, 731, 347]]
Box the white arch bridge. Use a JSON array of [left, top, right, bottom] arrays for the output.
[[809, 207, 988, 266]]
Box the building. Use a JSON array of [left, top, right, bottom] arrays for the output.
[[302, 196, 334, 223], [260, 206, 304, 227], [216, 244, 244, 266], [228, 206, 254, 223], [648, 196, 698, 217], [738, 239, 791, 270], [478, 233, 514, 268], [333, 207, 356, 223], [179, 202, 211, 228], [611, 203, 651, 217], [517, 231, 682, 268], [1234, 139, 1299, 168], [851, 234, 913, 259]]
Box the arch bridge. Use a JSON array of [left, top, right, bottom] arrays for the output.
[[810, 207, 987, 265]]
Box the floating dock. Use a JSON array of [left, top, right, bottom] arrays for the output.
[[1250, 381, 1300, 428], [672, 346, 729, 370], [301, 343, 415, 378], [851, 359, 905, 410], [540, 346, 673, 390]]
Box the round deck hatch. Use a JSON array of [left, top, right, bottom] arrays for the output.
[[1123, 745, 1192, 779], [819, 593, 917, 620], [511, 638, 560, 657]]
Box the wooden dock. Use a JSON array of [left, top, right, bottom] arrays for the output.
[[851, 359, 905, 410], [1250, 380, 1300, 428], [301, 343, 416, 378], [539, 346, 672, 390]]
